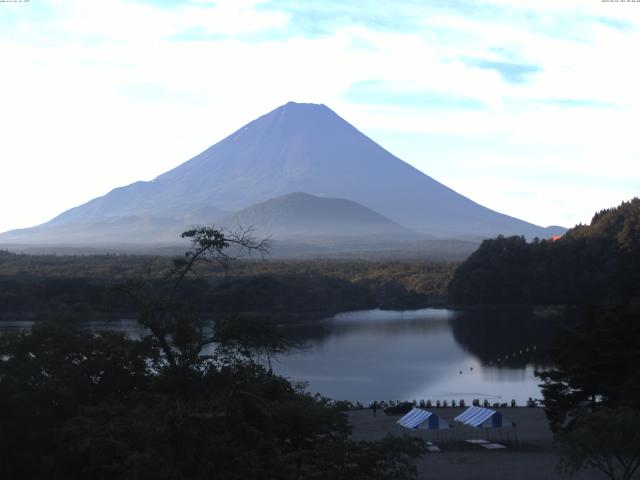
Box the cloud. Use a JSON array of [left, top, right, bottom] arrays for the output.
[[342, 81, 486, 110], [537, 98, 618, 109], [464, 59, 541, 84], [0, 0, 639, 233]]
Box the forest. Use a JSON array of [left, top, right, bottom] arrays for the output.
[[0, 251, 456, 320], [448, 198, 640, 309], [445, 199, 640, 479]]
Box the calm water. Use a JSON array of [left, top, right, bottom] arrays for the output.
[[273, 308, 553, 404], [0, 308, 553, 405]]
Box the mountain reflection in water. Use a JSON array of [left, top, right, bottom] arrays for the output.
[[274, 308, 553, 404]]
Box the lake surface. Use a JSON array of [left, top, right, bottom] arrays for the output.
[[273, 308, 553, 405], [0, 308, 554, 405]]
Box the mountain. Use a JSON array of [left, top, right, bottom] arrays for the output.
[[0, 101, 565, 249], [0, 203, 229, 246], [0, 216, 191, 245], [220, 192, 415, 239]]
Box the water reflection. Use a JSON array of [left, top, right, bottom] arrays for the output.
[[0, 308, 553, 404], [283, 308, 453, 347], [450, 308, 552, 369], [274, 308, 552, 403]]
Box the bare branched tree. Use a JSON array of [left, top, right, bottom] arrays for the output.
[[122, 225, 270, 373], [173, 225, 269, 284]]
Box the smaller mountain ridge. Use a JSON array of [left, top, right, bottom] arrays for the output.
[[220, 192, 416, 239]]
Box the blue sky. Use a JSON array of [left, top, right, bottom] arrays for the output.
[[1, 0, 639, 233]]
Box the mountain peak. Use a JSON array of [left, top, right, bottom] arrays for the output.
[[255, 101, 341, 132], [282, 101, 326, 109], [0, 102, 566, 246]]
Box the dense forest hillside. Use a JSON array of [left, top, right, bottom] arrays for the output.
[[448, 198, 640, 307], [0, 254, 456, 319]]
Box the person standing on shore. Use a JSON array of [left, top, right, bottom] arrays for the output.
[[372, 401, 379, 417]]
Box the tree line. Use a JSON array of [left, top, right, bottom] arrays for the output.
[[0, 254, 456, 320], [448, 199, 640, 480], [448, 198, 640, 308]]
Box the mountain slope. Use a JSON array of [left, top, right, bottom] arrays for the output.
[[1, 101, 564, 246], [0, 204, 228, 245], [0, 216, 190, 245]]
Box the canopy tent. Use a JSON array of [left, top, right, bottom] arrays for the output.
[[454, 406, 515, 428], [397, 408, 451, 430]]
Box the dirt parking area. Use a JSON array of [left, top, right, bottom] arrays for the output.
[[348, 408, 602, 480]]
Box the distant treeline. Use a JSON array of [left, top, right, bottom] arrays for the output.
[[0, 254, 457, 319], [448, 198, 640, 308]]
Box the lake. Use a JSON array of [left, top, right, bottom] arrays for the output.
[[273, 308, 553, 405], [0, 307, 554, 405]]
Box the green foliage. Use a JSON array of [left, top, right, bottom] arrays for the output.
[[537, 307, 640, 432], [557, 408, 640, 480], [0, 316, 425, 480], [536, 308, 640, 478], [449, 198, 640, 307], [205, 274, 374, 315], [303, 435, 426, 480], [0, 258, 456, 320], [0, 316, 158, 478], [0, 226, 426, 479]]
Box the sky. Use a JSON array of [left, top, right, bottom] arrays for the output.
[[1, 0, 639, 233]]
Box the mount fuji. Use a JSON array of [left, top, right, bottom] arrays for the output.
[[0, 102, 564, 250]]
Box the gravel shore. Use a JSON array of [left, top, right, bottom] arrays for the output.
[[348, 408, 602, 480]]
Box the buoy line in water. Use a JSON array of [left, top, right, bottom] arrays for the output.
[[487, 345, 538, 366]]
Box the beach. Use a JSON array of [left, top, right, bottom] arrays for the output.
[[348, 407, 602, 480]]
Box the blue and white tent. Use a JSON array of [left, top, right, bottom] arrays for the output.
[[397, 408, 451, 430], [454, 406, 515, 428]]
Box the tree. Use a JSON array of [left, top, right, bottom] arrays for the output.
[[122, 225, 269, 373], [537, 307, 640, 479], [0, 314, 157, 479], [306, 435, 425, 480], [0, 225, 426, 480], [213, 313, 299, 371], [557, 408, 640, 480], [537, 307, 640, 432], [448, 198, 640, 308]]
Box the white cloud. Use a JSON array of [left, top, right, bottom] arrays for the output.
[[0, 0, 638, 233], [447, 173, 635, 228]]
